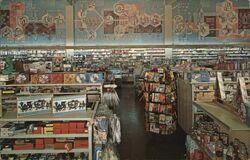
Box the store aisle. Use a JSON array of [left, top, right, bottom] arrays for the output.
[[115, 84, 187, 160]]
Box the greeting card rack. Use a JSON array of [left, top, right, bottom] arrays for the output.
[[143, 68, 177, 135]]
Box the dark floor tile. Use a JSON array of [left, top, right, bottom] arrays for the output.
[[115, 84, 186, 160]]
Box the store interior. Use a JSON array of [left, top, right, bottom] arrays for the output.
[[0, 0, 250, 160]]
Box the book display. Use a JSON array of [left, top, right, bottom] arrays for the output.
[[143, 68, 177, 135]]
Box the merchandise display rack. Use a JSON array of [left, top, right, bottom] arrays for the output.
[[0, 80, 102, 160], [215, 72, 237, 104], [0, 102, 99, 159], [191, 101, 250, 159], [143, 68, 177, 135], [177, 78, 215, 134]]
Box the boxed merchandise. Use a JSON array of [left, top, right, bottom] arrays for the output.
[[191, 71, 210, 82], [64, 74, 76, 84], [1, 140, 13, 151], [50, 73, 64, 84], [53, 128, 61, 134], [44, 138, 54, 144], [44, 127, 53, 133], [76, 74, 86, 83], [53, 122, 62, 129], [77, 128, 86, 133], [69, 122, 77, 129], [52, 95, 86, 115], [61, 122, 69, 129], [35, 139, 45, 149], [45, 61, 53, 73], [69, 128, 77, 134], [61, 127, 69, 134], [13, 143, 33, 150], [38, 74, 50, 84], [17, 95, 52, 117], [74, 139, 88, 148], [0, 75, 9, 81], [53, 122, 62, 134], [35, 144, 45, 149], [54, 142, 73, 150], [15, 74, 29, 84], [32, 127, 43, 134], [52, 57, 64, 72], [35, 139, 44, 145], [76, 122, 86, 129], [30, 74, 38, 84], [85, 73, 103, 83], [0, 123, 15, 137], [63, 64, 72, 72]]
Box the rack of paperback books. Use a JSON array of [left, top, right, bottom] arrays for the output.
[[143, 67, 177, 135]]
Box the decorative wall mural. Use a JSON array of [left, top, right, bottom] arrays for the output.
[[0, 0, 249, 46], [172, 0, 250, 43], [0, 0, 66, 45], [74, 0, 164, 45]]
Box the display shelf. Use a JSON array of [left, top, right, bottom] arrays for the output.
[[0, 148, 88, 155], [145, 111, 173, 115], [0, 101, 99, 122], [0, 133, 88, 139], [193, 90, 214, 92], [2, 83, 102, 87], [191, 82, 215, 85], [193, 101, 250, 131], [223, 81, 237, 84], [143, 91, 167, 94], [15, 91, 91, 96], [190, 136, 215, 160]]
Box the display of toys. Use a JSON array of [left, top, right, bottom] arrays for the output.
[[17, 95, 52, 116], [76, 74, 86, 83], [52, 57, 64, 72], [38, 74, 50, 84], [30, 74, 39, 84], [64, 74, 76, 84], [52, 95, 86, 115], [15, 74, 29, 84], [85, 73, 103, 83], [50, 73, 64, 84], [45, 61, 53, 73]]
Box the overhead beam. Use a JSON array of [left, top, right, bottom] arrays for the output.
[[1, 43, 250, 50]]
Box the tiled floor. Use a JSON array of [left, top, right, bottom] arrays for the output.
[[115, 84, 186, 160]]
